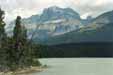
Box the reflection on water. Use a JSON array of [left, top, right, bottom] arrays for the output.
[[33, 58, 113, 75]]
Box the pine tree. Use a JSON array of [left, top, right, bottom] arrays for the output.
[[13, 16, 22, 40], [12, 16, 35, 69], [12, 16, 24, 68], [0, 8, 8, 71], [0, 9, 40, 71], [0, 8, 6, 47]]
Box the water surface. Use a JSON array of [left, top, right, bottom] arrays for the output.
[[33, 58, 113, 75]]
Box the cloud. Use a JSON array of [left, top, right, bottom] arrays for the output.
[[68, 0, 113, 19], [0, 0, 113, 22]]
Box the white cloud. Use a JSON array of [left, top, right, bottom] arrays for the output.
[[0, 0, 113, 23], [93, 0, 113, 6], [81, 12, 92, 19]]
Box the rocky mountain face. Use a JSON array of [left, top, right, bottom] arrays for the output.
[[7, 6, 113, 45], [44, 11, 113, 45], [7, 6, 84, 39]]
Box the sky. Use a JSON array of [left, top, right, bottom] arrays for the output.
[[0, 0, 113, 23]]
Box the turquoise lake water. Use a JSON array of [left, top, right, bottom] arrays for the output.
[[32, 58, 113, 75]]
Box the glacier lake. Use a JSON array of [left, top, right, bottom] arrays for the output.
[[32, 58, 113, 75]]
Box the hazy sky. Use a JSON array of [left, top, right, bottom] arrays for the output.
[[0, 0, 113, 23]]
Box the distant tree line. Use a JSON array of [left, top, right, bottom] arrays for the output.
[[39, 43, 113, 58], [0, 8, 40, 71]]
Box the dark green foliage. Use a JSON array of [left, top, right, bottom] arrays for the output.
[[13, 16, 27, 66], [10, 16, 40, 70], [0, 8, 41, 71], [0, 8, 8, 71], [0, 8, 6, 47], [39, 42, 113, 58]]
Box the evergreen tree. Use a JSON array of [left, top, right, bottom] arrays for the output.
[[0, 8, 6, 48], [12, 16, 39, 69], [13, 16, 22, 40], [0, 9, 40, 71], [0, 8, 8, 71], [12, 16, 25, 68]]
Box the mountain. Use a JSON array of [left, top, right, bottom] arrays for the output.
[[43, 10, 113, 45], [7, 6, 113, 45], [81, 16, 93, 25], [7, 6, 84, 40], [39, 6, 80, 22]]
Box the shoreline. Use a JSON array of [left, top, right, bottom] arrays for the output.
[[0, 66, 47, 75]]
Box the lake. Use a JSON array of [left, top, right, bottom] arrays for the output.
[[32, 58, 113, 75]]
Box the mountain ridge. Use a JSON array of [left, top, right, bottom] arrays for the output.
[[43, 10, 113, 45], [7, 6, 113, 45]]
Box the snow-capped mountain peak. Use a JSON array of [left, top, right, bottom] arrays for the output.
[[40, 6, 80, 22], [7, 6, 97, 43]]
